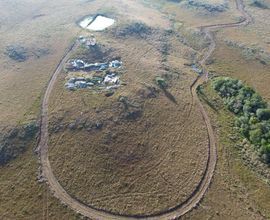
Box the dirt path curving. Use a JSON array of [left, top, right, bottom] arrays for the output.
[[37, 0, 252, 219]]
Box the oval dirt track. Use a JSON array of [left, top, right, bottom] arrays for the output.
[[38, 0, 252, 219]]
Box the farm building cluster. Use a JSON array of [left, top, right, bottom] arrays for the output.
[[64, 59, 123, 91]]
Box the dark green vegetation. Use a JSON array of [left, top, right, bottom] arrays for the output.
[[167, 0, 181, 3], [186, 0, 228, 12], [212, 77, 270, 163], [5, 45, 50, 62], [250, 0, 269, 9], [155, 76, 168, 89], [113, 22, 152, 38], [5, 45, 29, 62], [0, 122, 39, 165]]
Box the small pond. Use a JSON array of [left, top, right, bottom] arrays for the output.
[[79, 16, 93, 29], [79, 15, 115, 31]]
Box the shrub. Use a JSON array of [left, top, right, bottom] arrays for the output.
[[261, 144, 270, 163], [256, 108, 270, 121], [250, 0, 269, 9], [249, 128, 262, 145], [114, 22, 152, 38], [155, 77, 167, 89]]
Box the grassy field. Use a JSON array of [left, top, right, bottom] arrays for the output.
[[0, 139, 78, 219], [48, 24, 209, 216], [209, 39, 270, 101], [207, 0, 270, 101], [0, 0, 171, 218], [1, 0, 270, 218]]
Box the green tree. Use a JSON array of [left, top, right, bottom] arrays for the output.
[[256, 109, 270, 121], [249, 128, 262, 145]]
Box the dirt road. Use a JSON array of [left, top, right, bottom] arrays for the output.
[[38, 0, 252, 219]]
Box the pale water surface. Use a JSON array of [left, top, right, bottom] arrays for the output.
[[86, 16, 115, 31], [79, 16, 93, 28]]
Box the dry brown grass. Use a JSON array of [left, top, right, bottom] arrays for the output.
[[0, 0, 170, 218], [48, 29, 209, 216], [0, 140, 77, 220], [209, 39, 270, 101], [147, 0, 242, 28], [1, 0, 270, 218]]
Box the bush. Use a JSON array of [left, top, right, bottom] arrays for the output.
[[250, 0, 269, 9], [261, 144, 270, 163], [248, 93, 267, 113], [5, 45, 29, 62], [256, 108, 270, 121], [114, 22, 152, 38], [155, 77, 167, 89], [0, 121, 38, 165], [249, 128, 262, 145]]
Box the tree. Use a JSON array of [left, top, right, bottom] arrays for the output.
[[249, 128, 262, 145], [239, 86, 254, 99], [256, 109, 270, 121], [261, 144, 270, 163], [249, 93, 267, 113]]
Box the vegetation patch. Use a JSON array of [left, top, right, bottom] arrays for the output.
[[250, 0, 269, 9], [70, 43, 113, 63], [173, 26, 210, 52], [5, 45, 29, 62], [5, 45, 50, 62], [112, 22, 152, 38], [155, 77, 168, 89], [212, 77, 270, 163], [185, 0, 228, 12], [225, 40, 270, 65], [0, 121, 39, 165], [167, 0, 181, 2]]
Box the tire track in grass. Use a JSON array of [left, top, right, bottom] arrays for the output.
[[38, 0, 252, 218]]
